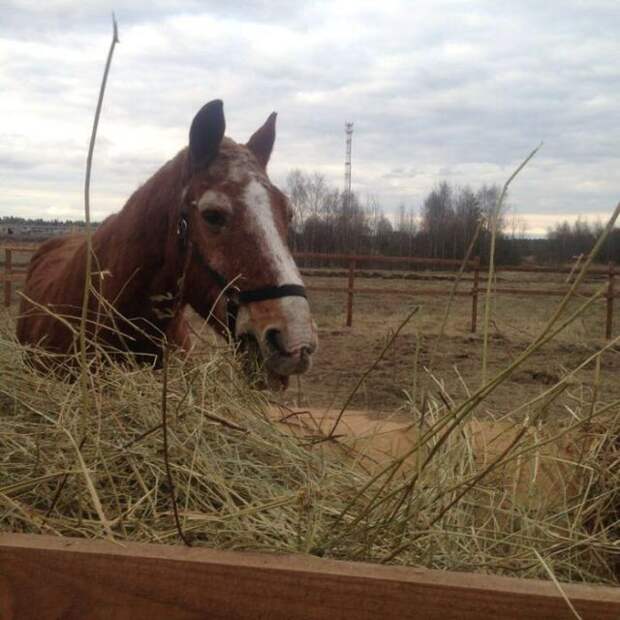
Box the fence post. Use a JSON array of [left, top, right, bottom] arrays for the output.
[[346, 258, 356, 327], [3, 248, 12, 308], [606, 261, 615, 340], [470, 255, 480, 334]]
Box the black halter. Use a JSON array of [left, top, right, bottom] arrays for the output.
[[176, 209, 307, 335]]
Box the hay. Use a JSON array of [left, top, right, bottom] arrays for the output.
[[0, 313, 617, 585]]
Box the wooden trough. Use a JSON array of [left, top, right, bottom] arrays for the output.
[[1, 533, 619, 619], [1, 408, 618, 619]]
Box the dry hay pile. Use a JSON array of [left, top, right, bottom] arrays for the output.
[[0, 316, 618, 586]]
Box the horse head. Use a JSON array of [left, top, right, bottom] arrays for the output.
[[178, 100, 318, 386]]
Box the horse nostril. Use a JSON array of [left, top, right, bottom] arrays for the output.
[[265, 328, 287, 355], [266, 330, 316, 358]]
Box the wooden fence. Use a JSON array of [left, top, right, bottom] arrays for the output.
[[1, 533, 619, 619], [2, 245, 619, 338], [1, 245, 35, 309], [295, 252, 618, 338]]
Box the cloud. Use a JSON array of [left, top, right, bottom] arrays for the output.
[[0, 0, 618, 231]]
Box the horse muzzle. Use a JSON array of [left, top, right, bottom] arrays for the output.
[[235, 295, 318, 380], [264, 327, 316, 376]]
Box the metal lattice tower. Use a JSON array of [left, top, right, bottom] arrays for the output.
[[344, 122, 353, 210]]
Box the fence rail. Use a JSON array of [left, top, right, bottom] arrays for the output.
[[1, 533, 618, 619], [2, 246, 618, 338], [298, 252, 617, 338], [294, 251, 615, 275]]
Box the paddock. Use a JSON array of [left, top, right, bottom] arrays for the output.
[[1, 245, 618, 618]]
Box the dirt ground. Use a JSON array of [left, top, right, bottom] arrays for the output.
[[279, 270, 620, 418]]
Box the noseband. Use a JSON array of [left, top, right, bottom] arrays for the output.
[[176, 209, 307, 335]]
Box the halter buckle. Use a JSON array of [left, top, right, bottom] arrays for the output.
[[177, 214, 189, 248]]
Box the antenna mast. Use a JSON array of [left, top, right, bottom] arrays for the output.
[[344, 122, 353, 210]]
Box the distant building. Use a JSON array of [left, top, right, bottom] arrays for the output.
[[0, 220, 98, 241]]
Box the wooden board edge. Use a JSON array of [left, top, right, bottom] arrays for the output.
[[1, 533, 618, 620]]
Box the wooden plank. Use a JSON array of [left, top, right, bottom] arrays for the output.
[[492, 287, 604, 297], [606, 262, 615, 339], [306, 286, 471, 296], [346, 258, 355, 327], [2, 244, 615, 274], [294, 251, 474, 269], [0, 244, 39, 253], [293, 252, 617, 275], [354, 287, 472, 297], [492, 263, 612, 275], [0, 534, 618, 620], [0, 272, 28, 283], [2, 278, 608, 299], [471, 256, 480, 333], [3, 248, 11, 307], [306, 284, 616, 299]]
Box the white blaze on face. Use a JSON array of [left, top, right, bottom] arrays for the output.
[[243, 179, 302, 286], [235, 178, 318, 365]]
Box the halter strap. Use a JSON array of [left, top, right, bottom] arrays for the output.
[[239, 284, 307, 304], [176, 209, 306, 334]]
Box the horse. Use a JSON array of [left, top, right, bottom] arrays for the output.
[[16, 99, 318, 387]]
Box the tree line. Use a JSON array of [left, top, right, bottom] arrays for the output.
[[285, 170, 619, 265], [3, 180, 618, 265]]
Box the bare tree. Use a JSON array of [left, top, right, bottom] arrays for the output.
[[285, 169, 309, 233], [306, 173, 330, 218], [286, 170, 332, 251], [476, 184, 504, 231], [421, 181, 454, 258], [454, 185, 481, 257], [286, 171, 532, 264]]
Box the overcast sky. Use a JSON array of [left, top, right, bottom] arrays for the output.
[[1, 0, 618, 235]]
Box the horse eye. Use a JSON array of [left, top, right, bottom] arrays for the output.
[[203, 210, 228, 229]]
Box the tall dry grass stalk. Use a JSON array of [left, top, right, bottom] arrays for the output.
[[79, 15, 119, 435], [481, 144, 541, 384]]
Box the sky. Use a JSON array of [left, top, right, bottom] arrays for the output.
[[0, 1, 618, 236]]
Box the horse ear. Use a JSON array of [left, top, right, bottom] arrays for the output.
[[246, 112, 277, 168], [189, 99, 225, 169]]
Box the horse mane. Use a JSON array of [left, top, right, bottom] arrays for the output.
[[17, 136, 254, 367]]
